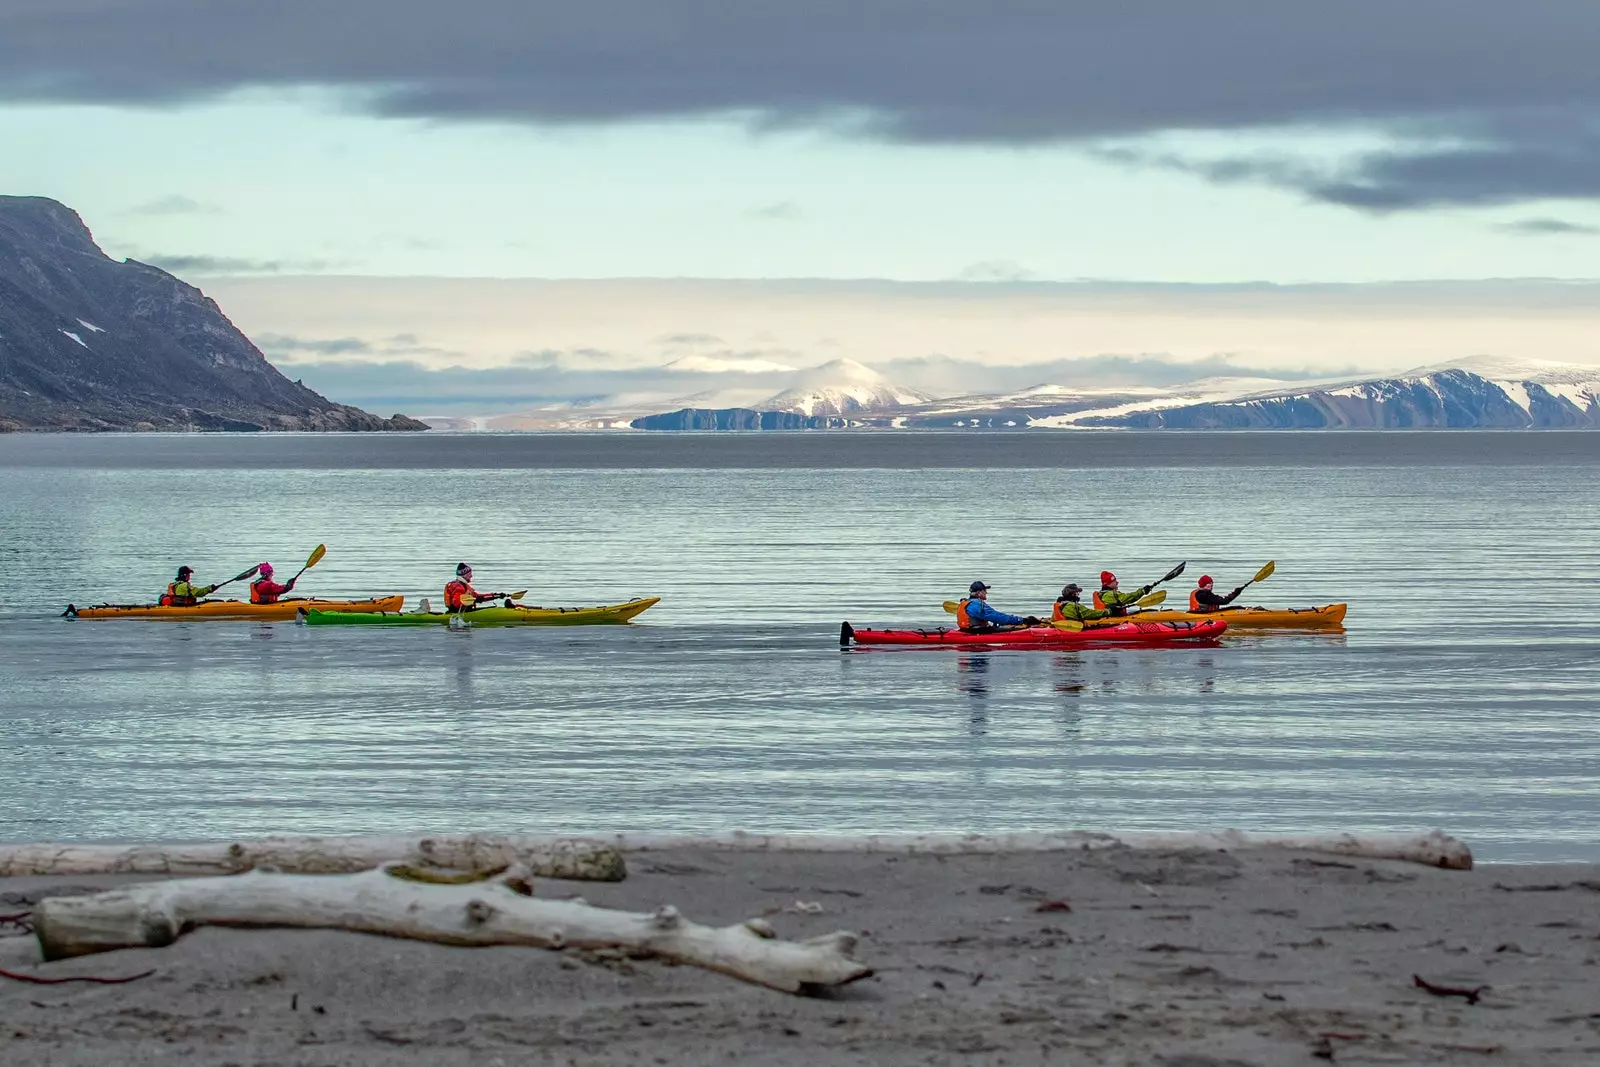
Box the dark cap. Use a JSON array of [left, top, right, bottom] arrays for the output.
[[176, 566, 193, 578], [456, 562, 472, 576], [1061, 583, 1082, 597], [969, 581, 989, 593]]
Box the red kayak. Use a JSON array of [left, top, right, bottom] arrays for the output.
[[840, 618, 1226, 647]]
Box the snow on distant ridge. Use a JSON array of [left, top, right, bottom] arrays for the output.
[[759, 357, 932, 416]]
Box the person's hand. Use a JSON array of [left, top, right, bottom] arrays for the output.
[[1231, 587, 1244, 597], [1024, 615, 1042, 626], [1140, 585, 1153, 596]]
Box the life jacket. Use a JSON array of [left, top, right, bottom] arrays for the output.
[[250, 578, 279, 605], [955, 598, 975, 631], [1095, 588, 1130, 616], [160, 581, 197, 608], [1189, 589, 1203, 612], [1051, 600, 1066, 623], [444, 578, 473, 611]]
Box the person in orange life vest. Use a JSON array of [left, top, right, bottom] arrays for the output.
[[444, 563, 508, 611], [956, 581, 1040, 632], [1093, 570, 1152, 616], [1053, 583, 1111, 624], [249, 562, 296, 605], [1190, 574, 1244, 613], [158, 565, 217, 607]]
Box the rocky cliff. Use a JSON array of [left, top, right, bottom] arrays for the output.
[[0, 196, 426, 432]]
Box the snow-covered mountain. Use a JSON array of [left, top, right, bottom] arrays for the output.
[[757, 358, 932, 416], [1068, 357, 1600, 429]]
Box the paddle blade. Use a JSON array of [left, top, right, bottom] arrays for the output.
[[1050, 619, 1085, 632], [1136, 590, 1168, 607], [942, 601, 961, 614], [1159, 561, 1187, 585], [506, 590, 528, 600], [232, 564, 262, 583], [303, 544, 327, 570], [1252, 560, 1276, 585]]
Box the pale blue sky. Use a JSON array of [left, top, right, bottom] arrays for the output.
[[3, 92, 1598, 284], [4, 1, 1599, 412]]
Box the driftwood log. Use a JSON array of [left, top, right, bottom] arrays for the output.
[[0, 834, 625, 881], [559, 830, 1474, 870], [32, 864, 871, 993], [0, 829, 1471, 878]]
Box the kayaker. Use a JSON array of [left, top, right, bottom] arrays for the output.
[[249, 562, 297, 605], [443, 563, 509, 612], [1053, 583, 1111, 624], [956, 581, 1040, 632], [158, 566, 217, 607], [1189, 575, 1244, 613], [1093, 570, 1152, 616]]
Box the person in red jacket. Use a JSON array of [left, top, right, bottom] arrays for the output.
[[249, 562, 297, 605], [443, 563, 508, 611]]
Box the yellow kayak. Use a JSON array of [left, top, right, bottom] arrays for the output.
[[1117, 603, 1347, 629], [302, 597, 661, 626], [65, 596, 405, 620]]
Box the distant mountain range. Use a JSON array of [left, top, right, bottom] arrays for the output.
[[627, 356, 1600, 431], [0, 196, 426, 432]]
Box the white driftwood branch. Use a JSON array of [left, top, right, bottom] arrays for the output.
[[32, 866, 870, 993], [0, 834, 625, 881]]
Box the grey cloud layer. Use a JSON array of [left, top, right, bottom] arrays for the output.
[[4, 2, 1598, 210]]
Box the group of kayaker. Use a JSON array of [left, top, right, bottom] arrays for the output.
[[957, 571, 1249, 632], [157, 560, 510, 611], [158, 563, 299, 606]]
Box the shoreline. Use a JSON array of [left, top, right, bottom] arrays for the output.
[[6, 843, 1600, 1065]]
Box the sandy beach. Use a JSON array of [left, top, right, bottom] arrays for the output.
[[3, 846, 1600, 1065]]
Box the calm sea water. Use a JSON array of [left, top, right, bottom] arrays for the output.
[[2, 431, 1598, 861]]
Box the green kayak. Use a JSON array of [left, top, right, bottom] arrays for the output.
[[301, 597, 660, 627]]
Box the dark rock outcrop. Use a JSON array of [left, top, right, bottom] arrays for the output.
[[0, 196, 426, 432]]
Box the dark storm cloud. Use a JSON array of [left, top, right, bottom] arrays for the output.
[[3, 3, 1599, 210], [138, 253, 327, 274], [1497, 217, 1600, 236]]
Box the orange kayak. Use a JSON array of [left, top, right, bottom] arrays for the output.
[[64, 596, 405, 620], [1127, 603, 1347, 629]]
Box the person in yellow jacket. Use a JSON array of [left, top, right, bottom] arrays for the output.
[[1093, 570, 1152, 616], [159, 565, 217, 606], [1052, 583, 1112, 624]]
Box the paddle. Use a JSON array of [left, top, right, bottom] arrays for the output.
[[208, 564, 262, 595], [458, 589, 529, 611], [1208, 560, 1274, 612], [285, 544, 327, 588]]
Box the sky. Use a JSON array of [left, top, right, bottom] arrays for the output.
[[3, 1, 1598, 413]]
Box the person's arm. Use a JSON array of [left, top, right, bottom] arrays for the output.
[[971, 600, 1026, 627], [1222, 586, 1243, 605], [1103, 587, 1148, 609]]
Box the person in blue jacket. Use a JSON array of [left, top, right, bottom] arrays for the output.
[[955, 581, 1041, 632]]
